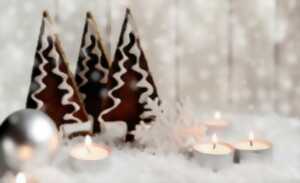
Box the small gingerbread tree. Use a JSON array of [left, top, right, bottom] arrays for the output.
[[75, 12, 111, 133], [26, 11, 91, 137], [100, 8, 161, 142]]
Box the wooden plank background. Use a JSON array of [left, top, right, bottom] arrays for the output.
[[0, 0, 299, 119]]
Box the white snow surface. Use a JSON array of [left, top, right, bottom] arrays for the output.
[[1, 112, 300, 183]]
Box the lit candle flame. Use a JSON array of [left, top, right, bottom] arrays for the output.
[[85, 135, 92, 146], [16, 172, 26, 183], [212, 133, 218, 149], [249, 131, 254, 147], [85, 135, 92, 154], [214, 111, 221, 120]]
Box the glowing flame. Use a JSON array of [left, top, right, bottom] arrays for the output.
[[249, 131, 254, 146], [212, 133, 218, 149], [249, 131, 254, 141], [212, 133, 218, 144], [214, 111, 221, 120], [85, 135, 92, 146], [16, 172, 26, 183]]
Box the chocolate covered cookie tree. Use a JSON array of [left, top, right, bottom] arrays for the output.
[[75, 12, 111, 133], [100, 9, 161, 142], [26, 11, 91, 137]]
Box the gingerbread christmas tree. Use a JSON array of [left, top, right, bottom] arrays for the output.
[[100, 8, 160, 142], [26, 11, 92, 137], [75, 12, 111, 133]]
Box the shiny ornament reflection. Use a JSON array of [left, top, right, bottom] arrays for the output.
[[0, 109, 59, 172]]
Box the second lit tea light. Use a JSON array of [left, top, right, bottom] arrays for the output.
[[234, 131, 272, 163], [69, 135, 111, 170], [193, 134, 234, 171]]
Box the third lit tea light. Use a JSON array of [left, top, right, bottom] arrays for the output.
[[69, 135, 111, 170], [205, 111, 230, 135], [193, 134, 234, 171], [234, 131, 272, 163]]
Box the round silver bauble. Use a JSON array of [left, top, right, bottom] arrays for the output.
[[0, 109, 60, 173]]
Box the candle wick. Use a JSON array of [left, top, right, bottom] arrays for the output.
[[86, 145, 92, 154], [213, 143, 217, 150], [249, 140, 253, 147]]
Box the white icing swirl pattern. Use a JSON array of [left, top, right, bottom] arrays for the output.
[[98, 20, 132, 123], [76, 20, 93, 100], [131, 40, 154, 104], [130, 36, 159, 121], [88, 18, 110, 84], [31, 19, 52, 109], [50, 42, 82, 123], [93, 39, 109, 84], [32, 17, 82, 123], [100, 11, 160, 126], [77, 19, 109, 97]]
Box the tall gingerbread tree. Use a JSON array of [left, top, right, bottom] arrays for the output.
[[100, 8, 161, 142], [75, 12, 111, 133], [26, 11, 92, 137]]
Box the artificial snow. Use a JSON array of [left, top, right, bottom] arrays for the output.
[[1, 112, 300, 183]]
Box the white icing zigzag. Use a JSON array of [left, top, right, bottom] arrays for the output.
[[31, 18, 52, 109], [50, 40, 82, 123], [76, 20, 93, 99], [131, 40, 154, 104], [33, 17, 82, 123], [127, 10, 157, 120], [77, 19, 109, 96], [88, 19, 109, 84], [93, 39, 109, 84], [99, 20, 133, 123]]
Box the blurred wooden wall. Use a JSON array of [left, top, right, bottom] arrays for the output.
[[37, 0, 300, 117], [0, 0, 299, 119]]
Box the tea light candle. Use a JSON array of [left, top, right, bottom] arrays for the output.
[[205, 111, 230, 135], [69, 135, 111, 170], [234, 131, 272, 163], [193, 134, 234, 171], [16, 172, 27, 183], [14, 172, 37, 183]]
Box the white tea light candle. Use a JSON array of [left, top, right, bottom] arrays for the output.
[[205, 111, 230, 135], [69, 135, 111, 170], [193, 134, 234, 171], [234, 131, 272, 163], [14, 172, 37, 183], [16, 172, 26, 183]]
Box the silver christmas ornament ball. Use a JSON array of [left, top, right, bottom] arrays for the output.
[[0, 109, 60, 173]]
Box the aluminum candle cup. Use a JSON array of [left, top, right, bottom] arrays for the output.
[[69, 136, 111, 171], [193, 134, 235, 171], [234, 132, 272, 163]]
